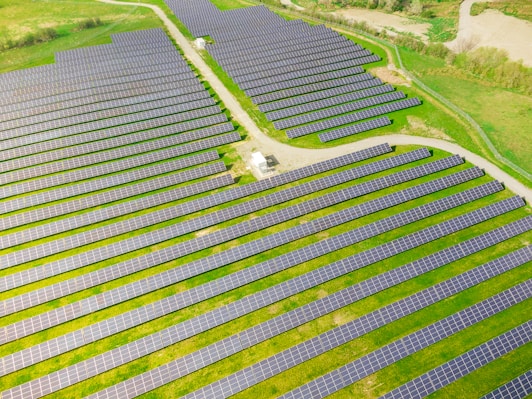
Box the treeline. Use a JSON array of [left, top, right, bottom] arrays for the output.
[[1, 18, 104, 51]]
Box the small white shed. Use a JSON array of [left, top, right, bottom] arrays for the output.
[[251, 152, 268, 172], [194, 38, 206, 49]]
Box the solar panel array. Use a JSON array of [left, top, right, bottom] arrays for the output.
[[1, 148, 429, 320], [0, 164, 492, 376], [84, 217, 532, 399], [0, 11, 530, 399], [279, 316, 532, 399], [163, 0, 421, 141]]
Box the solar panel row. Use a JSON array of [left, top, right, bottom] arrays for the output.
[[87, 229, 531, 398], [278, 288, 532, 399], [0, 85, 210, 132], [1, 93, 213, 140], [0, 67, 199, 117], [60, 190, 529, 399], [219, 37, 356, 71], [0, 166, 484, 376], [252, 73, 376, 105], [266, 84, 394, 121], [0, 48, 184, 91], [0, 132, 239, 200], [0, 149, 222, 219], [275, 91, 405, 130], [258, 79, 383, 113], [287, 98, 422, 138], [0, 109, 223, 184], [224, 32, 346, 69], [0, 61, 193, 104], [238, 58, 375, 90], [380, 311, 532, 399], [319, 117, 393, 142], [0, 112, 228, 165], [0, 164, 232, 250], [246, 66, 367, 97]]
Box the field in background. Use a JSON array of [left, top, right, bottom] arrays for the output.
[[0, 0, 163, 73]]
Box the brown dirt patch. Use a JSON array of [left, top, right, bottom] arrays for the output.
[[371, 67, 410, 87]]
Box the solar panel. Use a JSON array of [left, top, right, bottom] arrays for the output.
[[170, 262, 532, 399], [274, 92, 405, 130], [0, 149, 429, 297], [0, 162, 514, 346], [0, 132, 239, 202], [319, 117, 392, 142], [274, 284, 532, 399], [1, 166, 233, 250], [258, 79, 383, 113], [6, 186, 528, 399], [266, 84, 394, 121]]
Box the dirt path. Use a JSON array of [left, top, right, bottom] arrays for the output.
[[97, 0, 532, 202], [446, 0, 532, 66]]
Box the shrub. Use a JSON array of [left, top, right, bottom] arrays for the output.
[[424, 42, 450, 59], [77, 17, 103, 31]]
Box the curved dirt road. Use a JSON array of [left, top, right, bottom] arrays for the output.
[[97, 0, 532, 203]]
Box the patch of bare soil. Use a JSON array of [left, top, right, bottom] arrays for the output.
[[371, 66, 410, 87]]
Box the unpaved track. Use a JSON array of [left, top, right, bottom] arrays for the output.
[[97, 0, 532, 202]]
